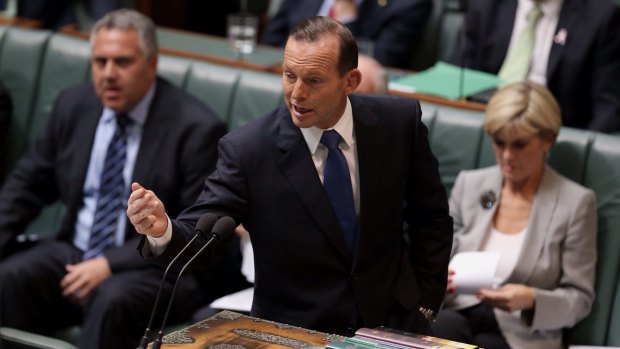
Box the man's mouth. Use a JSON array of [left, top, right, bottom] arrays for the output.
[[293, 105, 312, 115]]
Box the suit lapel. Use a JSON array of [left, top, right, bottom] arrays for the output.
[[508, 165, 559, 284], [461, 168, 503, 253], [547, 0, 579, 80], [132, 82, 168, 184], [72, 103, 104, 204], [486, 1, 517, 71], [349, 96, 384, 264], [276, 110, 351, 260]]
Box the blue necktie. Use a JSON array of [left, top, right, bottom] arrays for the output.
[[321, 130, 357, 252], [83, 114, 129, 260]]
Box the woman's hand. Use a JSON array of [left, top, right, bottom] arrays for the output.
[[478, 283, 536, 312], [447, 269, 456, 293]]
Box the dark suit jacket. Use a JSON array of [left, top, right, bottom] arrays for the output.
[[0, 78, 227, 272], [453, 0, 620, 132], [0, 80, 12, 184], [0, 80, 10, 129], [156, 94, 453, 335], [261, 0, 432, 69]]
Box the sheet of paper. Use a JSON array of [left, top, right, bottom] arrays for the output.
[[210, 287, 254, 312], [449, 251, 500, 295]]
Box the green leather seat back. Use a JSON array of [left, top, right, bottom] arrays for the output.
[[569, 133, 620, 346], [430, 105, 485, 193], [157, 54, 191, 87], [0, 27, 51, 181], [28, 34, 91, 143], [23, 202, 66, 238], [548, 127, 594, 184], [228, 70, 283, 130], [477, 133, 496, 169], [0, 25, 7, 44], [184, 60, 241, 123]]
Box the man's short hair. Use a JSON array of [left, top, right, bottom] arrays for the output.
[[90, 8, 158, 59], [288, 16, 358, 77]]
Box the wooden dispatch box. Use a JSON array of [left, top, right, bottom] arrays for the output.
[[152, 310, 346, 348]]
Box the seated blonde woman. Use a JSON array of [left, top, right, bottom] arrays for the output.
[[431, 82, 597, 349]]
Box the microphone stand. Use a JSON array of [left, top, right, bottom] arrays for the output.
[[456, 0, 468, 100], [137, 213, 217, 349], [151, 216, 236, 349]]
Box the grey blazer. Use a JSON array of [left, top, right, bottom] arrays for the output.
[[444, 165, 597, 349]]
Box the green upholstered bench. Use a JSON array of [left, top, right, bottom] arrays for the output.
[[1, 25, 620, 349]]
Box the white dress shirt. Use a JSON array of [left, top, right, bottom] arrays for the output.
[[74, 83, 155, 252]]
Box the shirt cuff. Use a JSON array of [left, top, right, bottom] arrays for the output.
[[143, 215, 173, 257]]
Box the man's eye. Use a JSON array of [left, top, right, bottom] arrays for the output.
[[115, 58, 133, 67], [94, 58, 106, 67]]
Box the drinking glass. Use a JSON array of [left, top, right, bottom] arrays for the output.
[[227, 12, 258, 57]]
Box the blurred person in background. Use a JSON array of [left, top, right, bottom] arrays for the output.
[[261, 0, 432, 69]]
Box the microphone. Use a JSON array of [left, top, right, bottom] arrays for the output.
[[137, 212, 218, 349], [150, 216, 237, 349]]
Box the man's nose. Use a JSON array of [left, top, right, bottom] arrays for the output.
[[291, 80, 307, 101], [102, 61, 118, 78]]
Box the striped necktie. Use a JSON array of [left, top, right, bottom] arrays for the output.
[[83, 114, 130, 260], [498, 6, 544, 84], [321, 130, 357, 252]]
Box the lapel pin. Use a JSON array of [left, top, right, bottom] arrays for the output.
[[480, 190, 496, 209], [553, 28, 567, 46]]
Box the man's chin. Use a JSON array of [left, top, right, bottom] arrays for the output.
[[102, 101, 126, 113], [291, 114, 314, 129]]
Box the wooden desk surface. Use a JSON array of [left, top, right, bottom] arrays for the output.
[[390, 90, 486, 112], [153, 311, 345, 348], [0, 15, 42, 28]]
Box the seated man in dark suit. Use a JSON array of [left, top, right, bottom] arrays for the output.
[[129, 16, 453, 337], [0, 9, 226, 349], [261, 0, 432, 69], [452, 0, 620, 133]]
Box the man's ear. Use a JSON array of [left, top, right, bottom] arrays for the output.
[[344, 68, 362, 95]]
